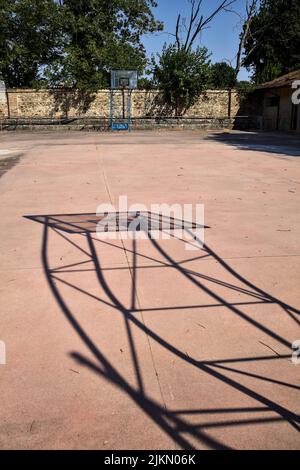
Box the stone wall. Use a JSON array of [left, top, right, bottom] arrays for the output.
[[0, 88, 7, 117], [0, 88, 260, 131], [1, 88, 242, 119]]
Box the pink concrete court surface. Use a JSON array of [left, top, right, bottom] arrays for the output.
[[0, 129, 299, 450]]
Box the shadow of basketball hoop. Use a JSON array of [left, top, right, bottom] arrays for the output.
[[25, 212, 300, 449]]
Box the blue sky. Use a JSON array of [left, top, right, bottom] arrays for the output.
[[143, 0, 252, 81]]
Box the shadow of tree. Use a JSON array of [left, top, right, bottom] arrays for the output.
[[204, 131, 300, 158], [48, 89, 97, 118], [141, 91, 174, 118]]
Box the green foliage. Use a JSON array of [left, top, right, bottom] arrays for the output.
[[210, 62, 236, 89], [236, 81, 255, 92], [0, 0, 61, 87], [0, 0, 162, 90], [153, 44, 211, 115], [235, 80, 256, 101], [243, 0, 300, 83], [138, 76, 156, 90], [50, 0, 162, 91]]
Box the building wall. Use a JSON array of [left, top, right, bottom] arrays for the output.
[[0, 88, 241, 120], [263, 87, 299, 133]]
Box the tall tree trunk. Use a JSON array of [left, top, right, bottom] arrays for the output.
[[235, 0, 258, 79]]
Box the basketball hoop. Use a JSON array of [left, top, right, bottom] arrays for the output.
[[110, 71, 138, 131]]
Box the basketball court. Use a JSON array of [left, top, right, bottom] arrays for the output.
[[0, 129, 299, 449]]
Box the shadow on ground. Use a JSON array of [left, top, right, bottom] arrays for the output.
[[25, 212, 300, 449], [0, 153, 23, 178], [205, 132, 300, 158]]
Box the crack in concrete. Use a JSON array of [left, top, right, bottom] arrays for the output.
[[94, 142, 168, 418]]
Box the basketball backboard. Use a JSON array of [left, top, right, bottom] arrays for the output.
[[111, 71, 138, 90]]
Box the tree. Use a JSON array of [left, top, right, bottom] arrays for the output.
[[153, 44, 211, 115], [174, 0, 236, 52], [138, 76, 156, 90], [0, 0, 162, 90], [234, 0, 258, 80], [0, 0, 61, 87], [243, 0, 300, 83], [48, 0, 162, 91], [210, 62, 236, 89], [152, 0, 236, 113]]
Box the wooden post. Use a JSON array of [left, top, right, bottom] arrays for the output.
[[228, 88, 232, 119]]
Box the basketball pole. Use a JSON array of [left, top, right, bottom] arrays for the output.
[[127, 90, 132, 132], [110, 71, 137, 131], [110, 89, 114, 130], [122, 87, 125, 120]]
